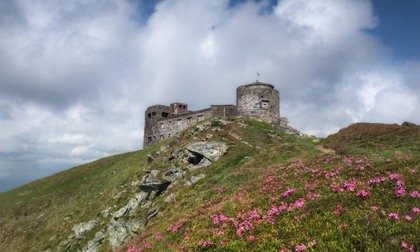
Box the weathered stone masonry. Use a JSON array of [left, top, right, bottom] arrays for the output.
[[144, 82, 281, 147]]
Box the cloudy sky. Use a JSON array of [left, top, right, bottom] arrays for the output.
[[0, 0, 419, 192]]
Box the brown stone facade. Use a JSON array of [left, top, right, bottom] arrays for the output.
[[143, 82, 280, 147]]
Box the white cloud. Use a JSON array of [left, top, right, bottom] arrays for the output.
[[0, 0, 418, 191]]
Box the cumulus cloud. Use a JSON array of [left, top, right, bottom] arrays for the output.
[[0, 0, 418, 191]]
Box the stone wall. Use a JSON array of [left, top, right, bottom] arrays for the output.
[[144, 108, 212, 147], [210, 105, 237, 118], [236, 82, 279, 124], [144, 105, 238, 147]]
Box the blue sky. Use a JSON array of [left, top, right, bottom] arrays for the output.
[[370, 0, 420, 61], [0, 0, 419, 192]]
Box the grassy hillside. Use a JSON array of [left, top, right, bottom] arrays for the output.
[[0, 120, 419, 251]]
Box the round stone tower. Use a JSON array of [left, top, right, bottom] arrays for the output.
[[236, 82, 280, 124]]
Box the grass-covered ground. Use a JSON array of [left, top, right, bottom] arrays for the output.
[[0, 120, 419, 251], [122, 122, 420, 251]]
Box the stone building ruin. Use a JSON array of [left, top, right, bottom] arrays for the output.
[[144, 81, 293, 147]]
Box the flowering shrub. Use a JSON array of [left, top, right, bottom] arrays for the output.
[[124, 131, 419, 252]]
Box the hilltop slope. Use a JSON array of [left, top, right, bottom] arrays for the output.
[[0, 120, 419, 251]]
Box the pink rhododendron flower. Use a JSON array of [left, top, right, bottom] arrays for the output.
[[282, 188, 296, 197], [410, 191, 420, 198], [356, 165, 364, 171], [333, 204, 345, 215], [155, 232, 163, 241], [248, 235, 255, 241], [236, 226, 245, 237], [388, 212, 400, 221], [412, 207, 420, 215], [395, 188, 406, 198], [344, 158, 352, 167], [343, 180, 357, 191], [293, 198, 305, 209], [405, 215, 412, 222], [198, 240, 213, 247], [394, 180, 406, 198], [401, 242, 415, 251], [295, 244, 307, 251], [356, 189, 371, 198], [371, 206, 378, 211], [268, 205, 279, 216], [368, 176, 386, 185], [212, 215, 219, 225], [389, 173, 401, 181], [306, 191, 321, 200], [249, 209, 260, 219]]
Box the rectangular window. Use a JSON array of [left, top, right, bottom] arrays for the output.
[[148, 136, 152, 143], [152, 112, 157, 117], [261, 100, 269, 109], [160, 123, 164, 129], [162, 112, 169, 118], [147, 113, 152, 118], [177, 119, 182, 125]]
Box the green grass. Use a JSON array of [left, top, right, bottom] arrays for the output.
[[1, 120, 419, 252]]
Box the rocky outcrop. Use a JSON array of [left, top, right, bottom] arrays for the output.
[[57, 138, 229, 251], [162, 166, 185, 182], [112, 191, 148, 219], [108, 218, 146, 249], [72, 219, 97, 239], [82, 231, 106, 252], [139, 170, 171, 194], [186, 142, 228, 168], [184, 173, 206, 186]]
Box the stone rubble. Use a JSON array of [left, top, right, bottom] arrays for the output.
[[57, 138, 229, 251]]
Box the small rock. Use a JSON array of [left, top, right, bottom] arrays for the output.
[[147, 207, 159, 219], [113, 191, 149, 219], [125, 219, 146, 234], [162, 166, 185, 182], [184, 174, 206, 186], [187, 141, 228, 162], [159, 146, 168, 153], [184, 181, 192, 186], [190, 173, 206, 184], [82, 231, 106, 252], [228, 132, 242, 140], [107, 219, 129, 249], [112, 190, 126, 199], [139, 171, 171, 193], [212, 127, 223, 132], [72, 219, 97, 239], [113, 198, 139, 219], [206, 134, 213, 139], [101, 207, 112, 218], [163, 193, 177, 204], [108, 219, 146, 249]]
